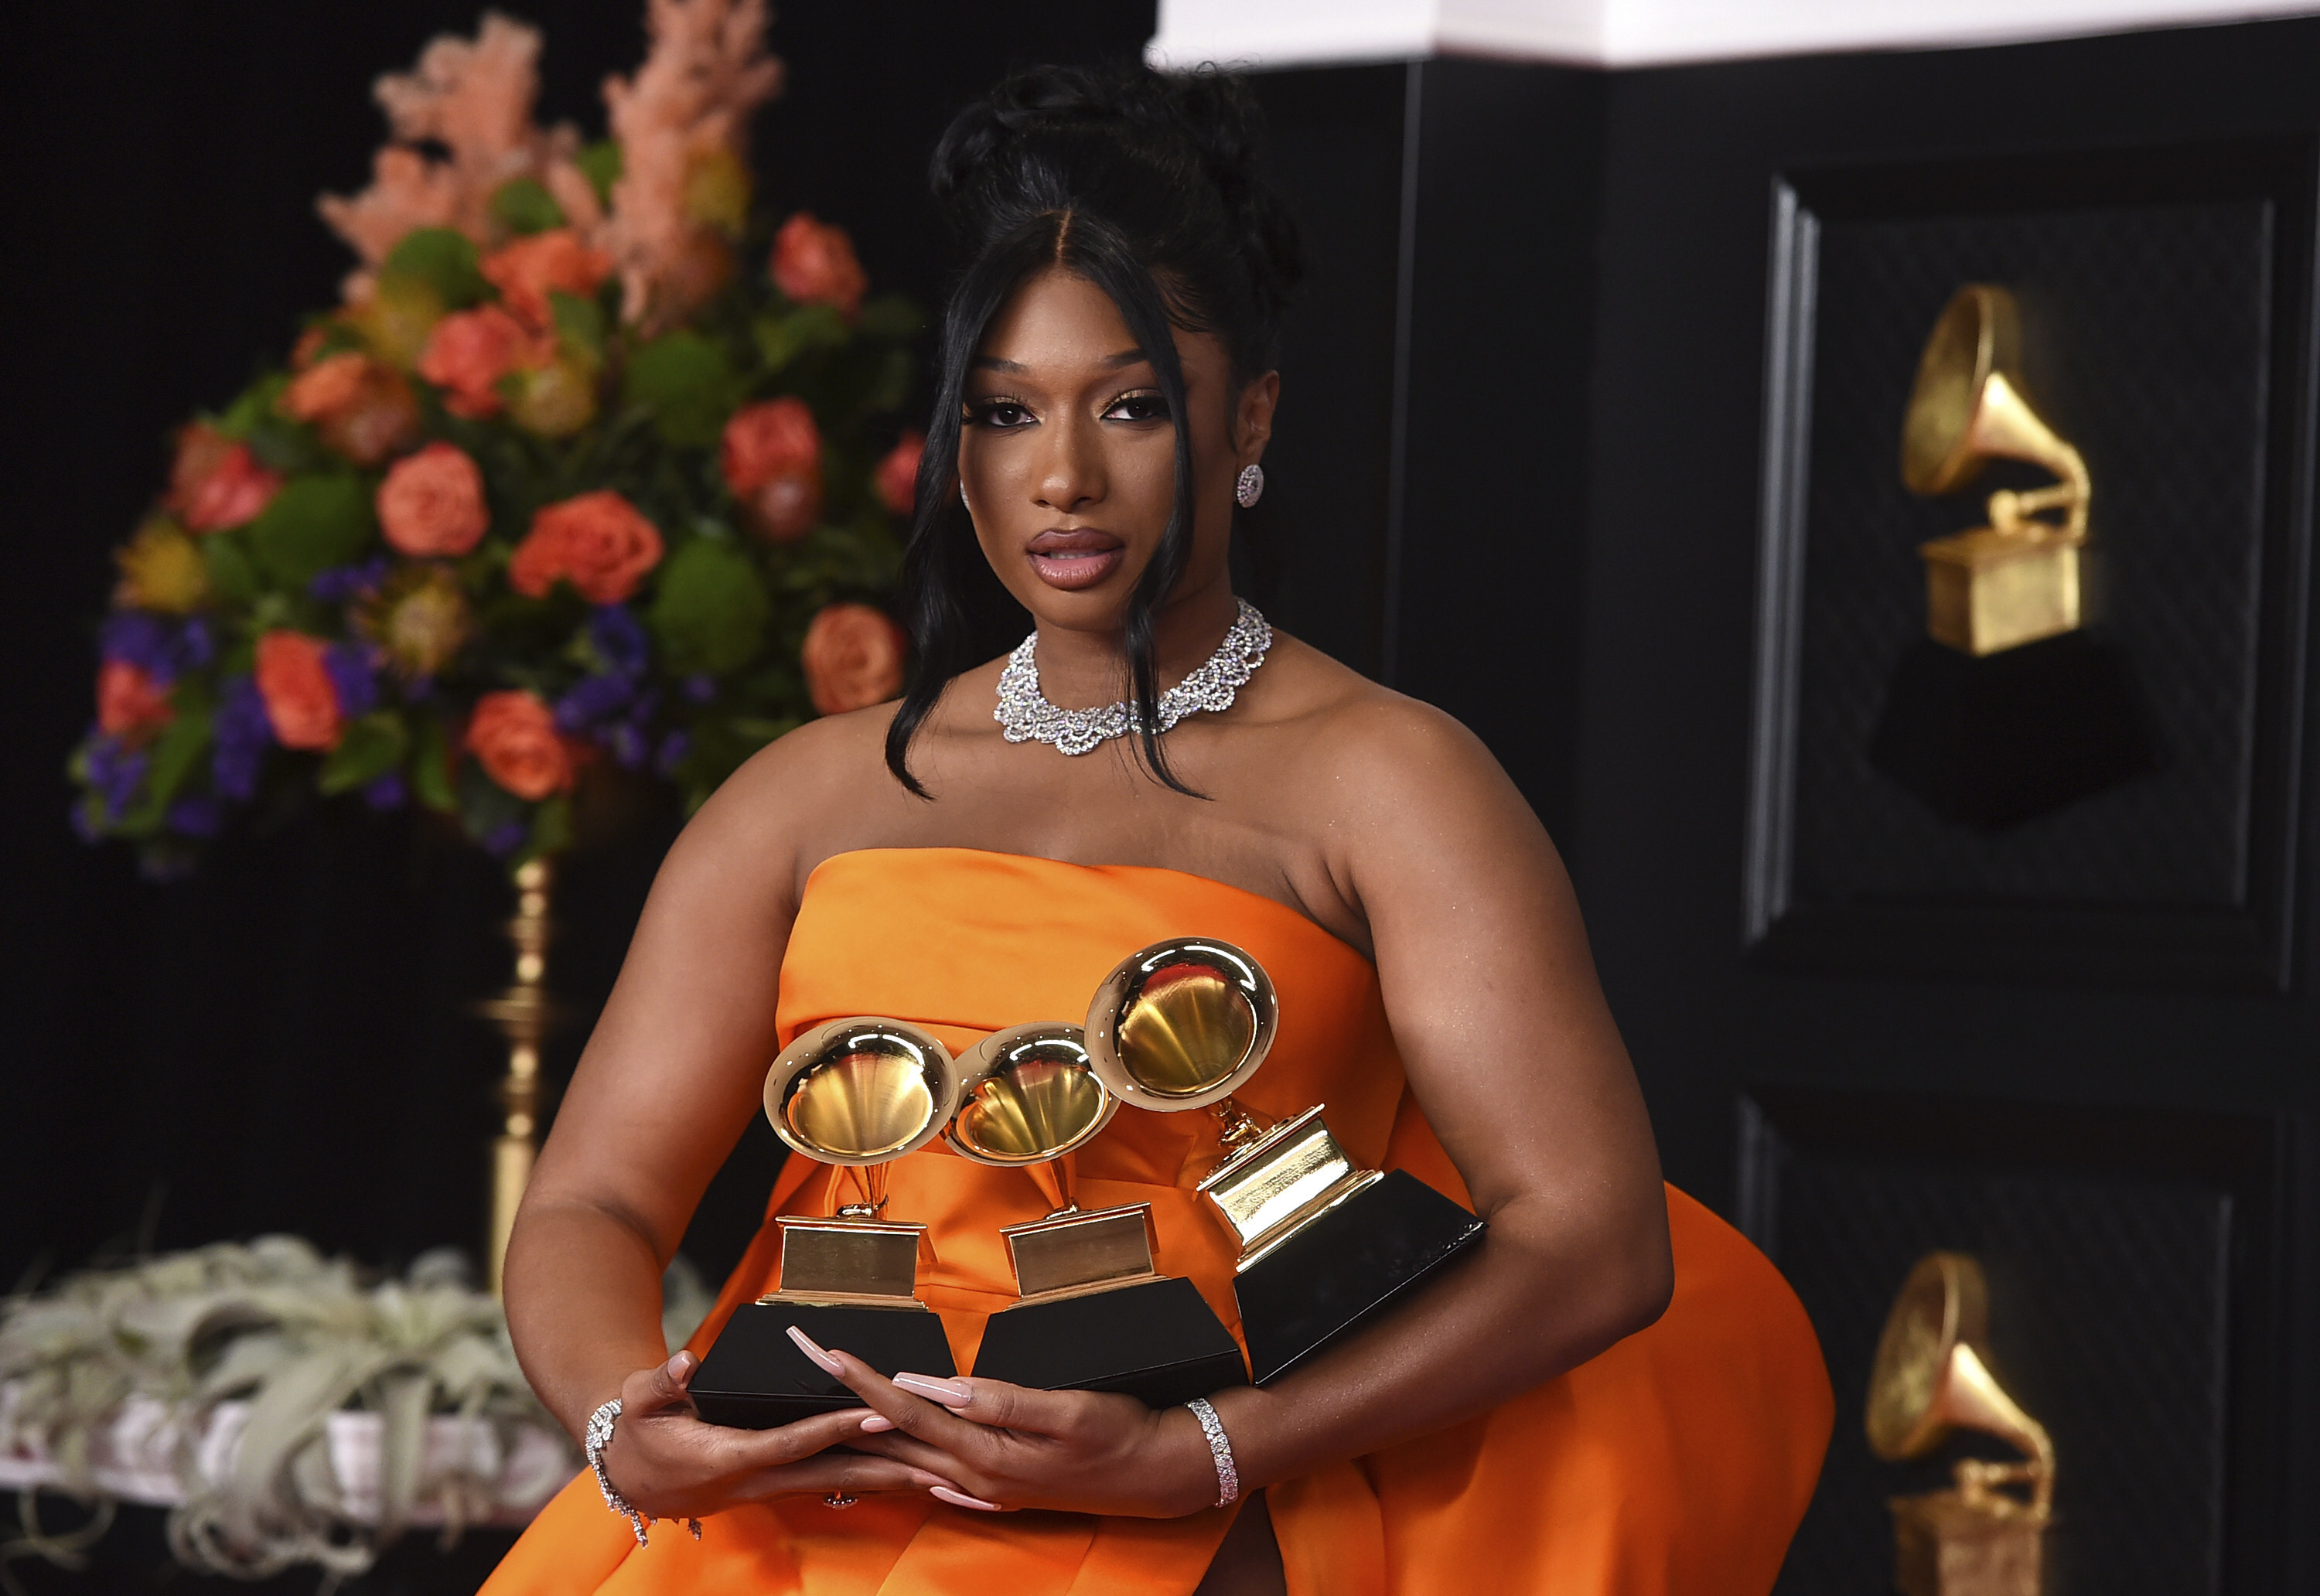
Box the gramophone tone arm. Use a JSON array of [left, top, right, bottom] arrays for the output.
[[1986, 446, 2090, 544]]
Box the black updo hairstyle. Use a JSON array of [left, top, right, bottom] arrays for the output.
[[882, 63, 1304, 796]]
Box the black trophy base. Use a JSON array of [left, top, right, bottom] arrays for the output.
[[972, 1275, 1249, 1408], [691, 1301, 957, 1429], [1867, 631, 2161, 830], [1237, 1169, 1486, 1386]]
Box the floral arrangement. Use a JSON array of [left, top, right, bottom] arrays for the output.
[[72, 1, 923, 873]]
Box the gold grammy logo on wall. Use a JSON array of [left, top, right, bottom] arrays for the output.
[[1901, 285, 2091, 656], [1869, 1251, 2054, 1596]]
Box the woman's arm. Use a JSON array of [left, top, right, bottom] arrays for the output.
[[501, 719, 958, 1516], [838, 698, 1670, 1514]]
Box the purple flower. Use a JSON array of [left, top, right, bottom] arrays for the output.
[[309, 557, 391, 604], [166, 793, 223, 837], [212, 676, 273, 801], [589, 605, 649, 677], [482, 819, 527, 858], [69, 799, 99, 844], [362, 772, 408, 811], [100, 612, 213, 680], [85, 735, 149, 820], [100, 612, 178, 678], [323, 643, 380, 718], [682, 674, 716, 704], [555, 672, 634, 731], [655, 730, 691, 776]]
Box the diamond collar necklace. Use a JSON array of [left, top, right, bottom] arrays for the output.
[[995, 598, 1274, 756]]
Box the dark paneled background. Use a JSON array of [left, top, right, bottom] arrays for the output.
[[5, 5, 2319, 1593]]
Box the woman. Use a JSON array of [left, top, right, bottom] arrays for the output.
[[485, 65, 1830, 1596]]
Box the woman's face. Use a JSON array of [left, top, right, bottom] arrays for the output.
[[957, 265, 1274, 635]]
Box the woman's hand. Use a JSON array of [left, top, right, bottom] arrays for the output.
[[801, 1338, 1218, 1517], [601, 1351, 962, 1521]]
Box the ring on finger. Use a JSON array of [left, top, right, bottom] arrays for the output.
[[824, 1492, 859, 1510]]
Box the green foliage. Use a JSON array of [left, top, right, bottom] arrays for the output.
[[319, 712, 408, 795], [576, 140, 623, 206], [623, 331, 739, 448], [755, 305, 849, 373], [380, 227, 487, 309], [247, 476, 374, 588], [409, 715, 457, 813], [490, 177, 566, 236], [550, 292, 607, 368], [202, 534, 259, 605], [115, 704, 214, 837], [650, 537, 770, 675]]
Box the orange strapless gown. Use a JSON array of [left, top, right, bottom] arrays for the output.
[[483, 847, 1832, 1596]]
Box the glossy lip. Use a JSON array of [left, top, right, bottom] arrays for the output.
[[1025, 527, 1124, 592]]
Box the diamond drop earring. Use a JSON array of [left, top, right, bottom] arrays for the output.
[[1235, 463, 1264, 509]]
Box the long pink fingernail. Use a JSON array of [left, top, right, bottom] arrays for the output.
[[931, 1485, 1003, 1512], [665, 1351, 694, 1381], [786, 1325, 844, 1375], [894, 1372, 972, 1407], [858, 1413, 896, 1433]]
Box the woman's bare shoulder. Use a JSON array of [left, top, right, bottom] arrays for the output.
[[1257, 634, 1540, 854]]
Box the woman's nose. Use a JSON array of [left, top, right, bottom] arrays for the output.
[[1034, 411, 1106, 513]]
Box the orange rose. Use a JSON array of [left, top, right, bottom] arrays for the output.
[[508, 489, 664, 603], [278, 351, 419, 466], [465, 690, 575, 800], [481, 229, 613, 332], [254, 631, 342, 751], [168, 423, 281, 533], [97, 660, 174, 741], [769, 213, 867, 319], [801, 602, 906, 715], [875, 431, 923, 517], [377, 442, 489, 557], [722, 397, 822, 542], [417, 305, 542, 419]]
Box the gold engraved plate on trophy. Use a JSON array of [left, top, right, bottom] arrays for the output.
[[1902, 285, 2093, 656], [756, 1016, 960, 1308], [1869, 1251, 2055, 1596]]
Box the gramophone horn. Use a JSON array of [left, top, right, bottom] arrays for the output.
[[1867, 1252, 2056, 1495], [947, 1023, 1119, 1166], [763, 1017, 960, 1167], [1085, 938, 1278, 1111], [1900, 285, 2090, 541]]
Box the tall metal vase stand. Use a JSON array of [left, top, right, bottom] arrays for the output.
[[477, 857, 557, 1295]]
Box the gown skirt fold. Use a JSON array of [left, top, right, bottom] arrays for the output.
[[481, 847, 1833, 1596]]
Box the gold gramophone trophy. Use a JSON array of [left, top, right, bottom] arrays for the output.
[[1868, 1252, 2055, 1596], [691, 1017, 964, 1427], [1902, 284, 2092, 657], [950, 1025, 1248, 1405], [1085, 939, 1486, 1386]]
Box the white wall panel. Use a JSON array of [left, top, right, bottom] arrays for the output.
[[1148, 0, 2320, 68]]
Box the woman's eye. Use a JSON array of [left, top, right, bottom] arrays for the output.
[[1104, 392, 1171, 424], [967, 401, 1035, 429]]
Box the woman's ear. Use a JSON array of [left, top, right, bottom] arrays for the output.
[[1237, 371, 1281, 460]]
